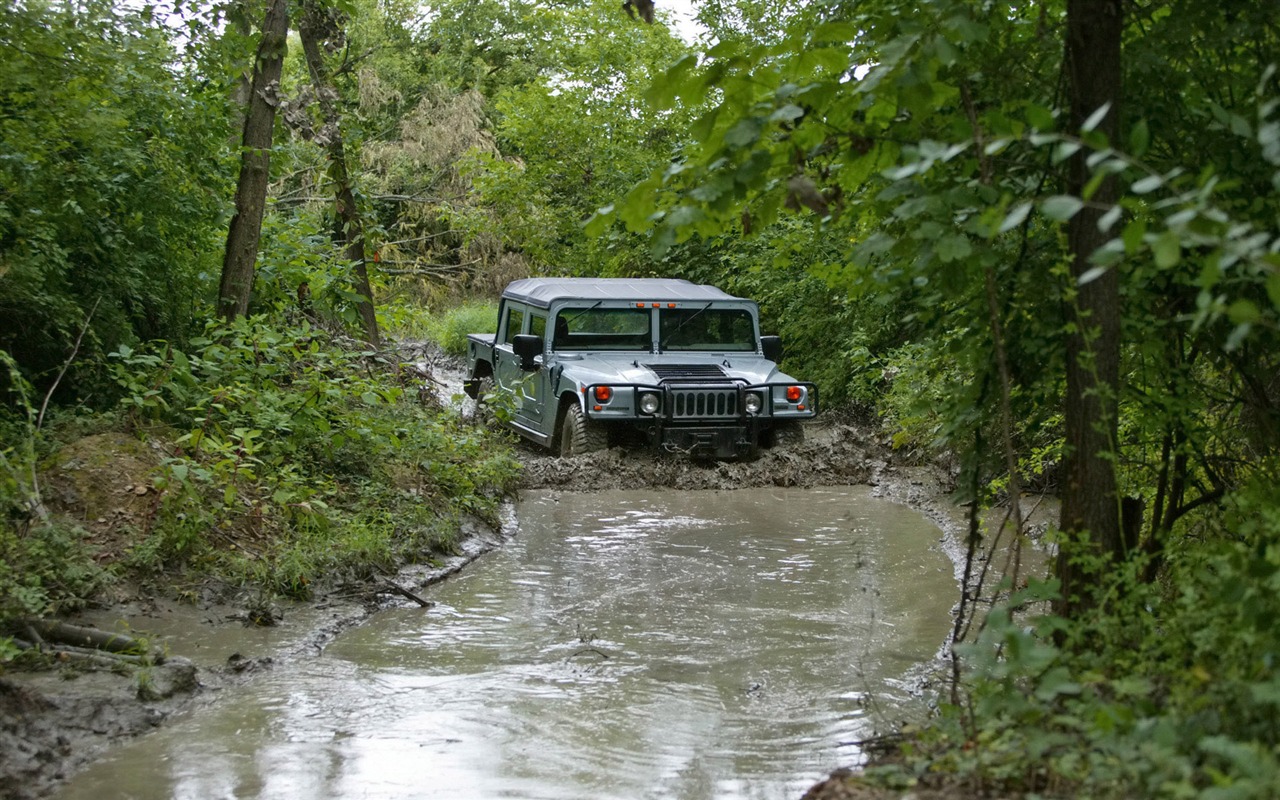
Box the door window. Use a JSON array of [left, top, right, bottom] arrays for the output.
[[503, 306, 526, 345]]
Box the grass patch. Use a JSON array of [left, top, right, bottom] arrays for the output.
[[422, 301, 498, 356]]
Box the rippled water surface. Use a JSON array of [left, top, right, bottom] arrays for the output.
[[57, 486, 957, 800]]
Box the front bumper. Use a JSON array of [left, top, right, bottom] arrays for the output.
[[583, 381, 817, 458]]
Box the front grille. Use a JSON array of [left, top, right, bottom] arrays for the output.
[[646, 364, 730, 381], [671, 389, 739, 419]]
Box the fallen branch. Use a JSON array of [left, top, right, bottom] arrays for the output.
[[378, 582, 434, 608]]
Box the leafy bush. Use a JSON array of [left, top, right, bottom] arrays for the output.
[[0, 1, 227, 396], [0, 352, 108, 631], [879, 471, 1280, 799], [110, 316, 519, 597]]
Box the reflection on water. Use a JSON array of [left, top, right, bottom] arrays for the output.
[[57, 487, 956, 800]]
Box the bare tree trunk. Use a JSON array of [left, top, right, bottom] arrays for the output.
[[218, 0, 289, 321], [1056, 0, 1124, 616], [298, 3, 380, 345], [227, 0, 253, 146]]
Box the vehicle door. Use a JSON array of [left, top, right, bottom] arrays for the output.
[[516, 312, 548, 430], [494, 303, 549, 432], [494, 302, 526, 408]]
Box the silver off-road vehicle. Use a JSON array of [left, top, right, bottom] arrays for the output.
[[464, 277, 817, 459]]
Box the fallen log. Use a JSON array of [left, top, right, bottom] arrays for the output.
[[22, 619, 149, 655]]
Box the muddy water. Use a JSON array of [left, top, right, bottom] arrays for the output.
[[57, 486, 956, 800]]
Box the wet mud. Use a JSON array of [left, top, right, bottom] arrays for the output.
[[1, 403, 971, 800]]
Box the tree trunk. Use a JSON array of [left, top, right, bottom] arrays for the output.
[[1056, 0, 1124, 616], [298, 4, 380, 346], [218, 0, 289, 321]]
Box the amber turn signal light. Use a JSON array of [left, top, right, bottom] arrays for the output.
[[786, 386, 803, 403], [594, 386, 613, 402]]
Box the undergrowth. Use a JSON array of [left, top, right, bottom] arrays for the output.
[[0, 315, 520, 654], [378, 299, 497, 357], [0, 353, 111, 662], [108, 316, 520, 598], [860, 468, 1280, 799]]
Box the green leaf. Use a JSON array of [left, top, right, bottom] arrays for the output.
[[1153, 230, 1181, 268], [1131, 174, 1163, 194], [1122, 219, 1147, 252], [1041, 195, 1083, 222], [1227, 299, 1260, 324], [1026, 103, 1056, 131], [936, 233, 972, 263], [1081, 102, 1111, 133], [723, 118, 763, 149], [811, 22, 858, 43], [1078, 265, 1109, 285], [769, 104, 805, 124], [1129, 118, 1150, 157], [583, 205, 613, 237], [1267, 271, 1280, 310], [647, 54, 698, 108], [1098, 205, 1122, 232], [999, 202, 1032, 234], [798, 47, 851, 76], [1052, 141, 1081, 164]]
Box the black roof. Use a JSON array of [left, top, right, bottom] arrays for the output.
[[501, 278, 743, 309]]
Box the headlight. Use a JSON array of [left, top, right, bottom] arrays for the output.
[[744, 392, 763, 415], [639, 392, 661, 415]]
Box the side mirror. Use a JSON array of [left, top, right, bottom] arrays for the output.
[[513, 334, 544, 371], [761, 335, 784, 363]]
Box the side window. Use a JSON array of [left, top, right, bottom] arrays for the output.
[[529, 313, 547, 341], [503, 306, 525, 345]]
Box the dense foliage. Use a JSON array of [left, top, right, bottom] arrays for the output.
[[2, 0, 1279, 794], [110, 318, 519, 595], [0, 0, 229, 396], [596, 0, 1279, 795]]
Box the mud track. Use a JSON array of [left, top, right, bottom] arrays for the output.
[[1, 401, 969, 800]]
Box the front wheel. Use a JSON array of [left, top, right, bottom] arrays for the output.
[[559, 403, 607, 457], [764, 422, 805, 449]]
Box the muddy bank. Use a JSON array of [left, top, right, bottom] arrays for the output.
[[1, 415, 970, 800], [0, 511, 516, 800]]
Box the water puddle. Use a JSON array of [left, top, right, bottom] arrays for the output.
[[56, 486, 957, 799]]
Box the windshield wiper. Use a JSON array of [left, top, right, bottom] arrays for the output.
[[561, 301, 604, 327], [659, 303, 712, 350]]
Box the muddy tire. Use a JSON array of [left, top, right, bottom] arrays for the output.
[[559, 403, 607, 457], [766, 422, 805, 449], [468, 375, 494, 424]]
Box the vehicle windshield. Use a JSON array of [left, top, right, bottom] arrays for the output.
[[552, 307, 651, 351], [659, 308, 756, 352]]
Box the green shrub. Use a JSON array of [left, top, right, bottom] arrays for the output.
[[108, 317, 519, 598], [423, 301, 498, 356], [0, 351, 109, 630], [886, 469, 1280, 799]]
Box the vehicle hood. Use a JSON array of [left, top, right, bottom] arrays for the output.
[[553, 352, 798, 387]]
